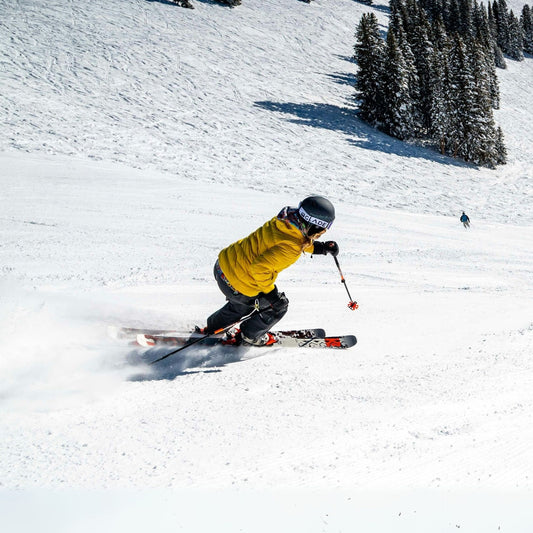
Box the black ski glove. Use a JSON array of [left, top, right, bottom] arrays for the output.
[[263, 287, 289, 315], [264, 286, 280, 304], [313, 240, 339, 257]]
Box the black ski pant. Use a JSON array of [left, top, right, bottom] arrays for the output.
[[206, 261, 288, 340]]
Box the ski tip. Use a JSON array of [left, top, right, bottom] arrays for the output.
[[343, 335, 357, 347], [323, 335, 357, 348]]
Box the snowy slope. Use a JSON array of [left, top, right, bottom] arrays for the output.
[[1, 0, 533, 531], [2, 0, 532, 222]]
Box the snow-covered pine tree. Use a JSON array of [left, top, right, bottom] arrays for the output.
[[497, 0, 510, 46], [393, 0, 419, 36], [429, 38, 453, 153], [390, 12, 423, 133], [446, 0, 463, 34], [492, 0, 525, 59], [353, 0, 507, 166], [472, 0, 501, 107], [507, 11, 525, 60], [382, 31, 417, 139], [486, 2, 507, 67], [468, 38, 502, 165], [448, 35, 501, 166], [492, 0, 511, 55], [458, 0, 474, 36], [522, 5, 533, 54], [448, 36, 475, 161], [494, 127, 507, 165], [354, 13, 386, 127], [408, 7, 434, 132]]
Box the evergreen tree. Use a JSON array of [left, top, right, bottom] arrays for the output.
[[429, 40, 453, 153], [494, 127, 507, 165], [522, 5, 533, 54], [493, 42, 507, 68], [354, 14, 386, 127], [458, 0, 474, 36], [446, 0, 463, 33], [382, 31, 417, 139], [472, 1, 501, 107], [486, 2, 507, 67], [402, 0, 420, 34], [507, 11, 525, 60], [390, 12, 423, 132], [409, 7, 434, 132], [494, 0, 511, 54], [353, 0, 507, 166], [447, 35, 502, 166], [447, 36, 472, 159], [468, 39, 501, 164]]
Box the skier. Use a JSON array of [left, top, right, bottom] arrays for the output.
[[460, 211, 470, 228], [201, 196, 339, 346]]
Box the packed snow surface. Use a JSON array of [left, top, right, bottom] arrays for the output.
[[1, 0, 533, 531]]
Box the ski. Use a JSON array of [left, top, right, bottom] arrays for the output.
[[109, 325, 325, 341], [136, 330, 356, 349]]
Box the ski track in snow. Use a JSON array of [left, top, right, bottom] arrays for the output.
[[1, 0, 533, 529], [1, 0, 533, 223]]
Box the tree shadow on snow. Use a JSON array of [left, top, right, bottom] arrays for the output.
[[125, 344, 251, 381], [194, 0, 235, 7], [368, 3, 392, 15], [333, 53, 356, 64], [326, 72, 357, 87], [254, 99, 470, 168], [346, 0, 391, 15], [145, 0, 189, 8]]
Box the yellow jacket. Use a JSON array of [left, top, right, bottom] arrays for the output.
[[218, 213, 315, 297]]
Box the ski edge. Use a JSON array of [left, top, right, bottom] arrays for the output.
[[109, 325, 326, 340], [136, 332, 357, 349]]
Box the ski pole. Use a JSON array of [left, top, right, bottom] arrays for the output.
[[333, 256, 359, 310], [149, 304, 272, 365], [149, 324, 228, 365]]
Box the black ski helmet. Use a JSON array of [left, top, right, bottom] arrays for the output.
[[298, 196, 335, 233]]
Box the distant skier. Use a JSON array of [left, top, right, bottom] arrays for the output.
[[200, 196, 339, 346], [460, 211, 470, 228]]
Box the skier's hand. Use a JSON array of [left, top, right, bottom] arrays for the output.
[[313, 240, 339, 257], [324, 241, 339, 257], [263, 287, 289, 314], [264, 286, 281, 304]]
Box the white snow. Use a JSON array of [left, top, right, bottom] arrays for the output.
[[1, 0, 533, 531]]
